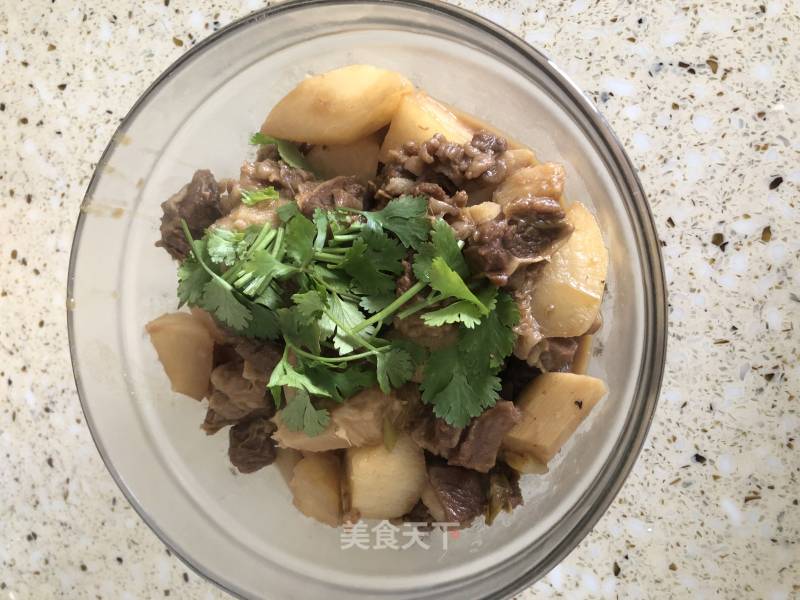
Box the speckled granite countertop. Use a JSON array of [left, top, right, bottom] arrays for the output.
[[1, 0, 798, 598]]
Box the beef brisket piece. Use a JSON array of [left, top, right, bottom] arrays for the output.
[[157, 169, 221, 260], [463, 196, 572, 286], [537, 337, 580, 373], [426, 464, 486, 526], [448, 401, 521, 472], [295, 176, 365, 216], [228, 417, 277, 473], [410, 412, 463, 458]]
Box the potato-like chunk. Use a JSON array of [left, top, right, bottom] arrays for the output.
[[272, 387, 391, 452], [530, 202, 608, 337], [290, 453, 342, 527], [261, 65, 413, 144], [380, 92, 473, 161], [420, 480, 446, 522], [274, 448, 303, 484], [493, 163, 566, 208], [463, 201, 501, 224], [146, 312, 213, 400], [503, 372, 607, 463], [346, 433, 426, 519], [501, 450, 548, 475], [502, 148, 538, 175], [306, 134, 381, 183]]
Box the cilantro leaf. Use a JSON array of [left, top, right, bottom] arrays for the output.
[[389, 338, 428, 367], [376, 347, 414, 394], [292, 289, 327, 320], [177, 256, 210, 307], [423, 284, 500, 327], [420, 347, 498, 428], [302, 361, 375, 402], [250, 133, 314, 172], [277, 202, 300, 222], [428, 257, 487, 314], [280, 389, 330, 436], [310, 263, 351, 294], [284, 212, 316, 267], [362, 228, 405, 272], [339, 238, 396, 295], [365, 195, 430, 250], [241, 186, 279, 206], [253, 284, 282, 309], [277, 307, 321, 354], [200, 279, 251, 330], [322, 293, 371, 355], [240, 250, 297, 296], [413, 219, 467, 282], [496, 289, 520, 328], [267, 352, 331, 399], [312, 209, 328, 251], [206, 228, 244, 266], [359, 293, 395, 314], [460, 290, 518, 369], [240, 302, 279, 340], [421, 300, 483, 328]]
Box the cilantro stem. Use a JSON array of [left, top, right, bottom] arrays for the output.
[[288, 342, 386, 364], [332, 233, 359, 242], [252, 223, 276, 253], [180, 221, 232, 290], [315, 251, 344, 263], [257, 228, 278, 252], [396, 291, 444, 320], [271, 227, 285, 259], [322, 299, 382, 353], [349, 280, 426, 335]]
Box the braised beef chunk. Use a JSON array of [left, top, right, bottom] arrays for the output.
[[396, 257, 416, 296], [464, 198, 572, 286], [232, 339, 282, 378], [499, 356, 541, 401], [448, 401, 521, 472], [507, 264, 545, 363], [238, 157, 315, 197], [410, 182, 468, 219], [377, 131, 509, 202], [410, 413, 463, 458], [502, 196, 572, 257], [202, 406, 273, 435], [202, 409, 235, 435], [295, 176, 365, 216], [485, 462, 523, 525], [427, 464, 486, 526], [228, 417, 277, 473], [393, 313, 458, 350], [537, 337, 580, 372], [157, 169, 222, 260], [208, 360, 271, 421]]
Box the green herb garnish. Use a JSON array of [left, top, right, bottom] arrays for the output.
[[241, 186, 279, 206], [250, 132, 314, 172], [176, 194, 517, 436]]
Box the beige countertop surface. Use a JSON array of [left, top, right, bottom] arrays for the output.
[[1, 0, 798, 598]]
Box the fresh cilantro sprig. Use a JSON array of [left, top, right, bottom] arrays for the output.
[[241, 186, 279, 206], [175, 189, 519, 435], [420, 292, 519, 427], [250, 132, 314, 172]]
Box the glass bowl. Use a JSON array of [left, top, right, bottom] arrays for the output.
[[67, 1, 666, 598]]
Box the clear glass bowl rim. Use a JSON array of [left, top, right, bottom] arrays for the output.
[[67, 1, 667, 598]]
